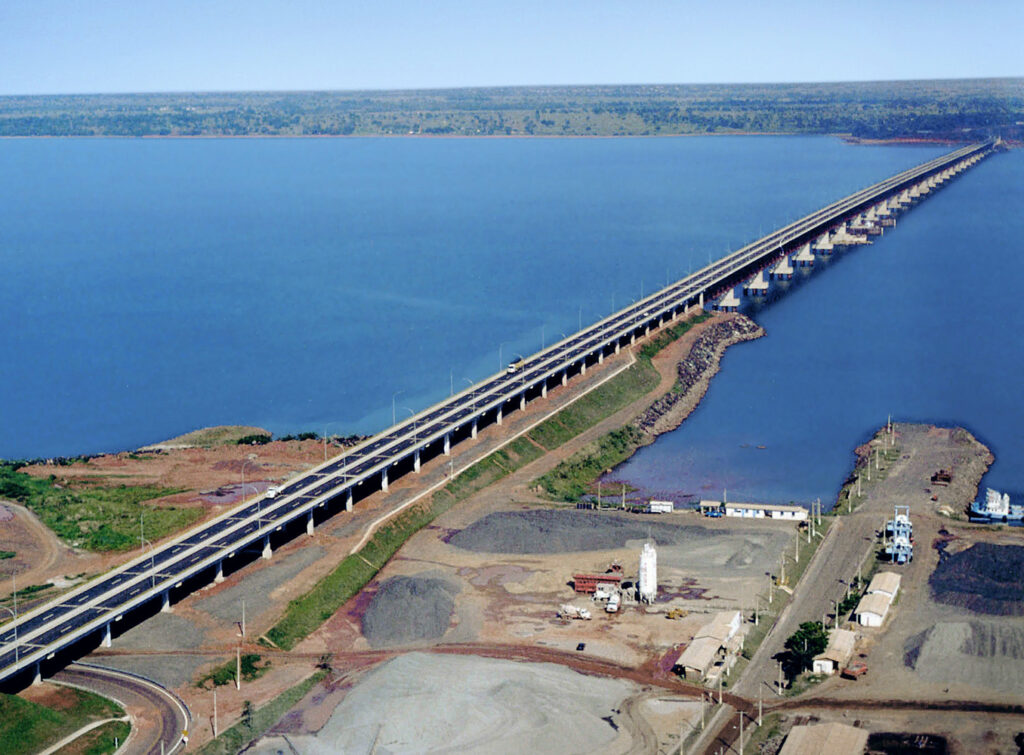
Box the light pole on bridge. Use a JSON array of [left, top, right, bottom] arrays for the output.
[[0, 607, 18, 664], [391, 390, 404, 426]]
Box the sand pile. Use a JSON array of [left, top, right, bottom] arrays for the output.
[[449, 509, 702, 554], [904, 620, 1024, 695], [255, 652, 633, 754], [361, 575, 458, 648], [929, 543, 1024, 615]]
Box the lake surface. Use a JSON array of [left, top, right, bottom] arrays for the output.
[[1, 136, 1018, 505]]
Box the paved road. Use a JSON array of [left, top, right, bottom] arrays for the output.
[[0, 140, 994, 688], [54, 662, 189, 755]]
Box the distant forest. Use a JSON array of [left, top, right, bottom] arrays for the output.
[[1, 79, 1022, 141]]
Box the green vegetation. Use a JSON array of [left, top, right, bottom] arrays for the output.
[[1, 80, 1020, 140], [536, 426, 646, 501], [784, 620, 829, 677], [196, 654, 269, 688], [743, 712, 784, 753], [236, 433, 272, 446], [198, 670, 327, 755], [535, 314, 714, 501], [0, 550, 14, 560], [0, 687, 124, 755], [0, 463, 196, 551], [266, 312, 708, 648], [63, 719, 132, 755]]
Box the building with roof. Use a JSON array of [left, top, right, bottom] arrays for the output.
[[866, 571, 901, 601], [855, 591, 892, 627], [572, 572, 622, 594], [676, 636, 721, 682], [695, 610, 741, 643], [812, 628, 857, 675], [698, 500, 808, 520], [779, 722, 868, 755]]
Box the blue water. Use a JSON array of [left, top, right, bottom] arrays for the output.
[[613, 147, 1024, 506], [1, 137, 1018, 508]]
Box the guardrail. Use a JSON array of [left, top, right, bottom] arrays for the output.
[[0, 139, 993, 686]]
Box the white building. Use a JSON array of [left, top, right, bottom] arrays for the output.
[[866, 571, 901, 601], [811, 628, 857, 675], [638, 542, 657, 604], [709, 501, 808, 520], [855, 592, 892, 627], [646, 500, 673, 514]]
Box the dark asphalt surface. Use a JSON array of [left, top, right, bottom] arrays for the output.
[[0, 141, 992, 686]]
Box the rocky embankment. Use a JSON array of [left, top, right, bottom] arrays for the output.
[[634, 314, 764, 437]]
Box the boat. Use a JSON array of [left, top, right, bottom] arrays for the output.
[[969, 488, 1024, 522]]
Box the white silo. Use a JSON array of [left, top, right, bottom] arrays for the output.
[[639, 542, 657, 604]]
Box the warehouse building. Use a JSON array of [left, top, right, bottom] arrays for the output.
[[811, 628, 857, 675], [855, 591, 893, 627], [779, 722, 868, 755], [866, 571, 901, 601]]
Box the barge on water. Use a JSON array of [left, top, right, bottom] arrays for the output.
[[969, 488, 1024, 523]]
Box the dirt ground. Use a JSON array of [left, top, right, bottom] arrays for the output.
[[761, 705, 1024, 755], [766, 424, 1024, 753]]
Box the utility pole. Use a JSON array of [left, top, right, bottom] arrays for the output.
[[758, 692, 763, 726], [212, 687, 218, 737], [777, 661, 784, 696], [738, 710, 744, 754], [597, 481, 601, 508], [240, 600, 246, 637], [621, 484, 626, 510], [236, 646, 241, 691]]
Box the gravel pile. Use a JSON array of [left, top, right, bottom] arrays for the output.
[[448, 509, 702, 554], [904, 620, 1024, 694], [361, 575, 458, 648], [290, 652, 633, 754], [929, 543, 1024, 615]]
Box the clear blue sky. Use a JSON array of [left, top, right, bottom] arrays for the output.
[[2, 0, 1021, 95]]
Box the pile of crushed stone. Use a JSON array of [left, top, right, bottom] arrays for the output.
[[361, 575, 458, 648], [929, 543, 1024, 615], [448, 509, 706, 554]]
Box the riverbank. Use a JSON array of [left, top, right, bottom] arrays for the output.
[[537, 314, 764, 500]]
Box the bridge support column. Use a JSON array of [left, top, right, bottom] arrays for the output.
[[346, 489, 353, 512], [262, 536, 273, 561], [581, 360, 587, 375], [103, 622, 112, 648], [630, 333, 635, 345], [519, 393, 525, 411], [598, 350, 604, 364], [32, 663, 41, 686], [614, 341, 620, 355], [497, 407, 503, 426], [413, 449, 421, 473], [306, 511, 315, 536], [471, 418, 478, 439], [161, 591, 172, 612], [699, 291, 704, 308], [214, 560, 225, 583], [381, 468, 389, 492], [444, 433, 451, 456], [561, 370, 567, 387]]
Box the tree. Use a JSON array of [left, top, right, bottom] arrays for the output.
[[784, 621, 829, 677]]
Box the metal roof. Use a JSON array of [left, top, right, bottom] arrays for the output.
[[779, 722, 869, 755]]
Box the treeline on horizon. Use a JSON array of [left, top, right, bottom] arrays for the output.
[[1, 78, 1022, 140]]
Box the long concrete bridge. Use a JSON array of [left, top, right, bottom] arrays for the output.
[[0, 139, 998, 689]]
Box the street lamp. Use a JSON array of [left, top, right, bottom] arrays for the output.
[[392, 390, 404, 426], [323, 421, 339, 462], [0, 606, 17, 664]]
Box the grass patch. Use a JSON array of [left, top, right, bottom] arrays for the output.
[[198, 670, 327, 755], [535, 426, 646, 501], [0, 687, 124, 755], [196, 654, 269, 689], [0, 464, 196, 552], [743, 712, 784, 753], [0, 550, 14, 560], [266, 312, 711, 649], [57, 719, 131, 755]]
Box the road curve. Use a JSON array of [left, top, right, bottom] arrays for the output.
[[53, 662, 189, 755]]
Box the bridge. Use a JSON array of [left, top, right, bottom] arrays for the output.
[[0, 139, 998, 689]]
